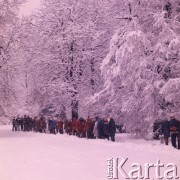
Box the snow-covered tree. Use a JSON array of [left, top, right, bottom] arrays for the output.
[[0, 0, 25, 120], [18, 0, 125, 118], [93, 0, 180, 138]]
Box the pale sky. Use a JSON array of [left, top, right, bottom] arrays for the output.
[[19, 0, 42, 17]]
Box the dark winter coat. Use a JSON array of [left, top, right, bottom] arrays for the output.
[[97, 119, 104, 138], [178, 121, 180, 134], [103, 122, 110, 136], [109, 118, 116, 137], [161, 120, 170, 138], [50, 120, 57, 129], [64, 120, 72, 134], [169, 118, 179, 133]]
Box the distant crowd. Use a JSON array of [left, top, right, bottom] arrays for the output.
[[12, 115, 116, 142]]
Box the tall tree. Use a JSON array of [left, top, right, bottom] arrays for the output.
[[0, 0, 25, 119]]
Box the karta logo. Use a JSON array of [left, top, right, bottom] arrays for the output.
[[107, 158, 179, 179]]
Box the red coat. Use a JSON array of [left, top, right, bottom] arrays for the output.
[[72, 119, 77, 131], [76, 120, 85, 134], [57, 121, 63, 130]]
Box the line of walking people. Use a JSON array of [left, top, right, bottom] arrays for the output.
[[160, 115, 180, 149], [12, 115, 116, 142]]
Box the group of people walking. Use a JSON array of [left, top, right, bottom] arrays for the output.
[[12, 115, 116, 142], [12, 114, 180, 148], [161, 115, 180, 149]]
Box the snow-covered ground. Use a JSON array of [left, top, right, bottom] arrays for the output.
[[0, 125, 179, 180]]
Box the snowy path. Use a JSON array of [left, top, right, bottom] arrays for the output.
[[0, 126, 179, 180]]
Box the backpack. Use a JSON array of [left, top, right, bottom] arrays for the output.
[[169, 119, 178, 132], [170, 126, 177, 131]]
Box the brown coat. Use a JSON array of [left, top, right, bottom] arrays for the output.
[[85, 118, 93, 133]]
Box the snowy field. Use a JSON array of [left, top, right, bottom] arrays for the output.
[[0, 125, 179, 180]]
